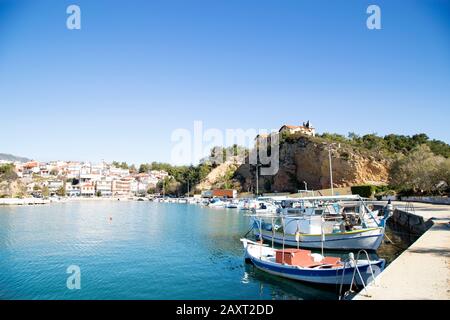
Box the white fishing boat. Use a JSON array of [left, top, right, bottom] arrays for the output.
[[237, 199, 255, 211], [225, 200, 239, 209], [241, 239, 385, 286], [251, 195, 390, 250], [207, 198, 226, 208], [252, 201, 279, 214]]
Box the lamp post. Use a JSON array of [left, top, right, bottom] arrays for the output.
[[255, 162, 261, 197], [187, 179, 190, 198], [323, 143, 340, 196], [303, 181, 308, 191]]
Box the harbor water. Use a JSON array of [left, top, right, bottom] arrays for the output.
[[0, 201, 415, 300]]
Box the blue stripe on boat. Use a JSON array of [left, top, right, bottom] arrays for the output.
[[251, 257, 385, 278], [256, 233, 383, 244]]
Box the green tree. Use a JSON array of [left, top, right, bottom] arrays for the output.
[[112, 161, 129, 169], [147, 186, 157, 194], [0, 164, 18, 181], [56, 186, 66, 197], [139, 163, 151, 173], [42, 186, 50, 198], [390, 145, 448, 194]]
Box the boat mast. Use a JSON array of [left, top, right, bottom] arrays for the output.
[[321, 215, 325, 257]]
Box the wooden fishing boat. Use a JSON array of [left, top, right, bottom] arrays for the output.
[[241, 239, 385, 285]]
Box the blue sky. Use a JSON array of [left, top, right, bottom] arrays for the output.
[[0, 0, 449, 164]]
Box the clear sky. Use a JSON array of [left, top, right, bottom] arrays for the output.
[[0, 0, 449, 165]]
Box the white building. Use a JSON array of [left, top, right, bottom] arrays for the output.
[[96, 178, 113, 197], [110, 166, 130, 178], [80, 182, 95, 197], [66, 184, 81, 197], [67, 162, 82, 179], [80, 163, 92, 175], [47, 180, 64, 193], [279, 121, 316, 137]]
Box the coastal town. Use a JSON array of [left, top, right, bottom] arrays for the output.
[[1, 0, 448, 309], [0, 159, 171, 199], [0, 121, 318, 201]]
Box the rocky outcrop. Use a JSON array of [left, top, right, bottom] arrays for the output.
[[196, 157, 242, 191], [232, 136, 391, 193], [0, 180, 26, 198]]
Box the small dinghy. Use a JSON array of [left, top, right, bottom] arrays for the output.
[[241, 239, 385, 286]]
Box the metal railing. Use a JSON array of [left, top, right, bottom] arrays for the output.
[[338, 250, 377, 300]]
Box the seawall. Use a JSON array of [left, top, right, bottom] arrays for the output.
[[353, 201, 450, 300]]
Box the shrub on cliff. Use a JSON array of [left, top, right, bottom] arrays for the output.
[[0, 164, 18, 182], [351, 185, 377, 198], [318, 132, 450, 159]]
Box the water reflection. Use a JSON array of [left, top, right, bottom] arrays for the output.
[[242, 263, 337, 300]]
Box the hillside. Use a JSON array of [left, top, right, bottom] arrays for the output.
[[0, 153, 30, 163], [197, 132, 450, 195]]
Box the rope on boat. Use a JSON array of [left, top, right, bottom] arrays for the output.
[[243, 222, 256, 238], [339, 250, 377, 300], [384, 233, 395, 244]]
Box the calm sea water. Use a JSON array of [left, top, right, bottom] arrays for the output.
[[0, 201, 412, 300]]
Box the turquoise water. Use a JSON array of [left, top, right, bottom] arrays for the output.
[[0, 201, 342, 300], [0, 201, 412, 300]]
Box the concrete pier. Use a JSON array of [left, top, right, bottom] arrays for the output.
[[372, 200, 450, 234], [0, 198, 49, 205], [354, 201, 450, 300]]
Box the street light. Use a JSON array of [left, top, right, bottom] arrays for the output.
[[255, 162, 262, 197], [303, 181, 308, 191], [323, 143, 340, 196], [187, 179, 190, 198]]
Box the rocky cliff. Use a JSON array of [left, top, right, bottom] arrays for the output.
[[231, 136, 391, 193], [196, 157, 242, 191]]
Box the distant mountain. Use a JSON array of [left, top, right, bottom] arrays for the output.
[[0, 153, 31, 163]]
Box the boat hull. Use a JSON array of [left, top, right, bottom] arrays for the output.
[[244, 243, 385, 285], [255, 227, 385, 251]]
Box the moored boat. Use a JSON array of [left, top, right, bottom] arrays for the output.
[[251, 201, 279, 214], [241, 239, 385, 286], [254, 226, 385, 250], [225, 200, 239, 209], [207, 198, 226, 208], [250, 195, 390, 250]]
